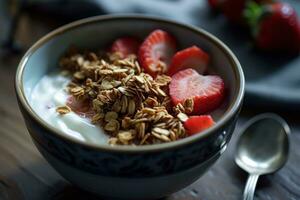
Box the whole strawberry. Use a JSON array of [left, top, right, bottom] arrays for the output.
[[245, 1, 300, 53], [207, 0, 220, 11], [221, 0, 247, 23]]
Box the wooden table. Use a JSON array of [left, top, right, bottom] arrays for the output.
[[1, 13, 300, 200]]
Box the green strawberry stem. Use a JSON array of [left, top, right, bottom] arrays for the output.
[[244, 1, 264, 36]]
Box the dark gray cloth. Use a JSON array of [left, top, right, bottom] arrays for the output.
[[28, 0, 300, 111]]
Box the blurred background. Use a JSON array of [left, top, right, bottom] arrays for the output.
[[0, 0, 300, 200], [2, 0, 300, 110]]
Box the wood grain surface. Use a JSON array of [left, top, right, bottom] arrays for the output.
[[0, 12, 300, 200]]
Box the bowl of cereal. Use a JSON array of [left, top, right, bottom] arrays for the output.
[[15, 15, 244, 199]]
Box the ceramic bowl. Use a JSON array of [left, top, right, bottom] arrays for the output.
[[15, 15, 244, 199]]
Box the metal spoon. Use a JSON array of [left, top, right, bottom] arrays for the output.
[[235, 113, 290, 200]]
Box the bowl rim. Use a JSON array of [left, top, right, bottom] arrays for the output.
[[15, 14, 245, 153]]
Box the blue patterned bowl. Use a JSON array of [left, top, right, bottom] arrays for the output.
[[15, 15, 244, 199]]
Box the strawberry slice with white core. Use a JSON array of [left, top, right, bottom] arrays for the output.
[[110, 37, 140, 58], [168, 45, 210, 76], [169, 68, 225, 114], [138, 29, 176, 77], [184, 115, 215, 136]]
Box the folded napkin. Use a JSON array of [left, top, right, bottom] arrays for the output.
[[28, 0, 300, 111]]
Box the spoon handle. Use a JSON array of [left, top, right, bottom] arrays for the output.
[[243, 174, 259, 200]]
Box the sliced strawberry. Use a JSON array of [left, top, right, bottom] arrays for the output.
[[168, 46, 210, 76], [138, 29, 177, 77], [66, 96, 94, 118], [169, 68, 225, 114], [184, 115, 215, 136], [110, 37, 140, 58]]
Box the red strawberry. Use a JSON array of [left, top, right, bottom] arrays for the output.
[[138, 29, 177, 77], [184, 115, 215, 136], [111, 37, 140, 58], [245, 2, 300, 53], [168, 46, 209, 76], [221, 0, 247, 24], [66, 96, 94, 118], [208, 0, 220, 10], [169, 68, 225, 114]]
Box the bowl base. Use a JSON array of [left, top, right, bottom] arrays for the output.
[[34, 141, 221, 200]]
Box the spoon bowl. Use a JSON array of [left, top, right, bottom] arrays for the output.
[[235, 113, 290, 174], [235, 113, 290, 200]]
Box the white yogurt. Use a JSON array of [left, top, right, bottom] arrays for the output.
[[30, 73, 108, 145]]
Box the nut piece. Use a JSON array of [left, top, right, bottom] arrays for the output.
[[56, 105, 71, 115], [183, 98, 194, 114], [177, 113, 188, 122], [101, 79, 114, 90], [118, 131, 134, 144], [135, 75, 145, 84]]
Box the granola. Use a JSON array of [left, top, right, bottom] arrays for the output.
[[56, 105, 71, 115], [58, 48, 191, 145]]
